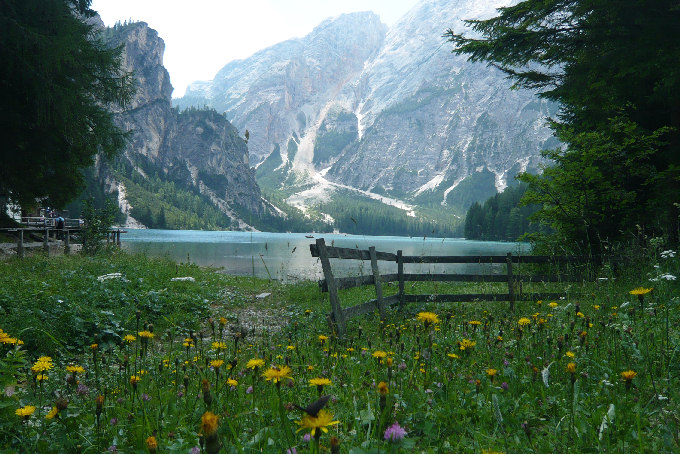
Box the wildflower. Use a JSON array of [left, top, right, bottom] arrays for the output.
[[304, 309, 312, 315], [66, 365, 85, 374], [227, 378, 238, 387], [372, 350, 387, 361], [211, 341, 227, 351], [447, 353, 459, 359], [566, 362, 576, 374], [309, 377, 332, 388], [486, 368, 498, 381], [130, 375, 141, 386], [549, 302, 558, 308], [45, 406, 59, 420], [201, 411, 219, 436], [501, 382, 509, 391], [629, 287, 652, 296], [90, 343, 98, 350], [36, 374, 48, 382], [219, 316, 227, 326], [31, 356, 53, 373], [518, 317, 531, 327], [384, 421, 407, 442], [468, 320, 482, 326], [246, 385, 253, 394], [458, 338, 476, 351], [416, 311, 440, 326], [246, 358, 265, 370], [210, 359, 225, 369], [295, 409, 340, 437], [146, 436, 158, 452], [565, 351, 575, 358], [621, 370, 637, 389], [262, 365, 293, 384], [138, 330, 154, 339], [15, 405, 36, 418], [377, 381, 389, 396], [287, 345, 296, 350], [77, 383, 89, 396], [142, 393, 151, 402], [123, 335, 136, 343], [318, 335, 329, 344], [594, 305, 600, 310], [576, 311, 584, 318]]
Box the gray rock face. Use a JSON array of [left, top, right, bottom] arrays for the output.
[[177, 12, 388, 164], [177, 0, 558, 211], [106, 22, 262, 215]]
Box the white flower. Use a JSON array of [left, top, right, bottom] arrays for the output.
[[661, 250, 676, 259]]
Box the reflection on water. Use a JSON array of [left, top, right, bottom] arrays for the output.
[[122, 230, 528, 281]]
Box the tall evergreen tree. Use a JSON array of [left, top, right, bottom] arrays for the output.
[[446, 0, 680, 252], [0, 0, 134, 210]]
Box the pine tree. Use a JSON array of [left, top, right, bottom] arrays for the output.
[[0, 0, 134, 209]]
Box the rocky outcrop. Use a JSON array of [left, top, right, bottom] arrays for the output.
[[178, 1, 558, 212], [105, 21, 263, 217]]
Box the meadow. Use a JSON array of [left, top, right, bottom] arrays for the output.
[[0, 246, 679, 453]]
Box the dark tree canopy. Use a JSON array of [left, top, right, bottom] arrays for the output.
[[447, 0, 680, 253], [0, 0, 134, 209]]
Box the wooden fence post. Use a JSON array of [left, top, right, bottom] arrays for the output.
[[316, 238, 346, 337], [397, 250, 404, 311], [116, 229, 121, 247], [369, 246, 386, 321], [507, 252, 514, 312], [17, 230, 24, 258], [64, 230, 70, 255], [43, 228, 49, 255]]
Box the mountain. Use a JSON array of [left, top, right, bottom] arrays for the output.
[[93, 21, 270, 229], [176, 0, 558, 223]]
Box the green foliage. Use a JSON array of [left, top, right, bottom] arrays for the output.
[[465, 183, 546, 241], [0, 0, 134, 209], [0, 247, 679, 451], [447, 0, 680, 252], [445, 169, 498, 211], [80, 198, 117, 255]]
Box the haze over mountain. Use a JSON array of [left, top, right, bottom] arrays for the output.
[[176, 0, 557, 218]]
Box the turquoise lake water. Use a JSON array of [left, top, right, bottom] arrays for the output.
[[122, 230, 527, 281]]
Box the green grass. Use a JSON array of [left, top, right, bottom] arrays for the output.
[[0, 247, 679, 452]]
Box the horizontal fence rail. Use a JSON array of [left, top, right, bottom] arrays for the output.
[[310, 238, 582, 337]]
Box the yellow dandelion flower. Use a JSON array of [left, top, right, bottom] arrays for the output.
[[621, 370, 637, 382], [210, 359, 225, 369], [459, 338, 476, 351], [123, 334, 136, 343], [486, 368, 498, 377], [201, 411, 219, 436], [468, 320, 482, 326], [309, 377, 332, 387], [295, 409, 340, 437], [146, 436, 158, 451], [130, 375, 141, 385], [549, 302, 558, 308], [246, 358, 265, 369], [447, 353, 459, 359], [212, 341, 227, 350], [227, 378, 238, 387], [518, 317, 531, 327], [138, 330, 154, 339], [262, 365, 293, 383], [416, 311, 440, 325], [318, 335, 329, 344], [66, 365, 85, 374], [15, 405, 36, 417], [377, 381, 389, 395], [372, 350, 387, 360], [45, 406, 59, 420], [629, 287, 652, 296], [565, 351, 575, 358], [566, 362, 576, 373]]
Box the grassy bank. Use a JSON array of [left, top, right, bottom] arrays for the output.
[[1, 248, 679, 452]]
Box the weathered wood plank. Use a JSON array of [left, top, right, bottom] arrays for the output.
[[316, 238, 346, 337], [397, 250, 404, 310], [402, 292, 567, 303], [310, 243, 396, 261], [342, 295, 399, 319], [400, 255, 582, 264], [369, 246, 385, 320]]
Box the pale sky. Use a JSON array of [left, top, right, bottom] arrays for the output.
[[92, 0, 420, 98]]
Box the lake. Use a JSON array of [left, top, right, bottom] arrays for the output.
[[122, 230, 528, 281]]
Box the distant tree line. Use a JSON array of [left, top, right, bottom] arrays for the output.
[[464, 184, 546, 241]]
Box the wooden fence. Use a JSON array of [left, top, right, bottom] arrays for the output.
[[1, 227, 125, 257], [309, 238, 582, 337]]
